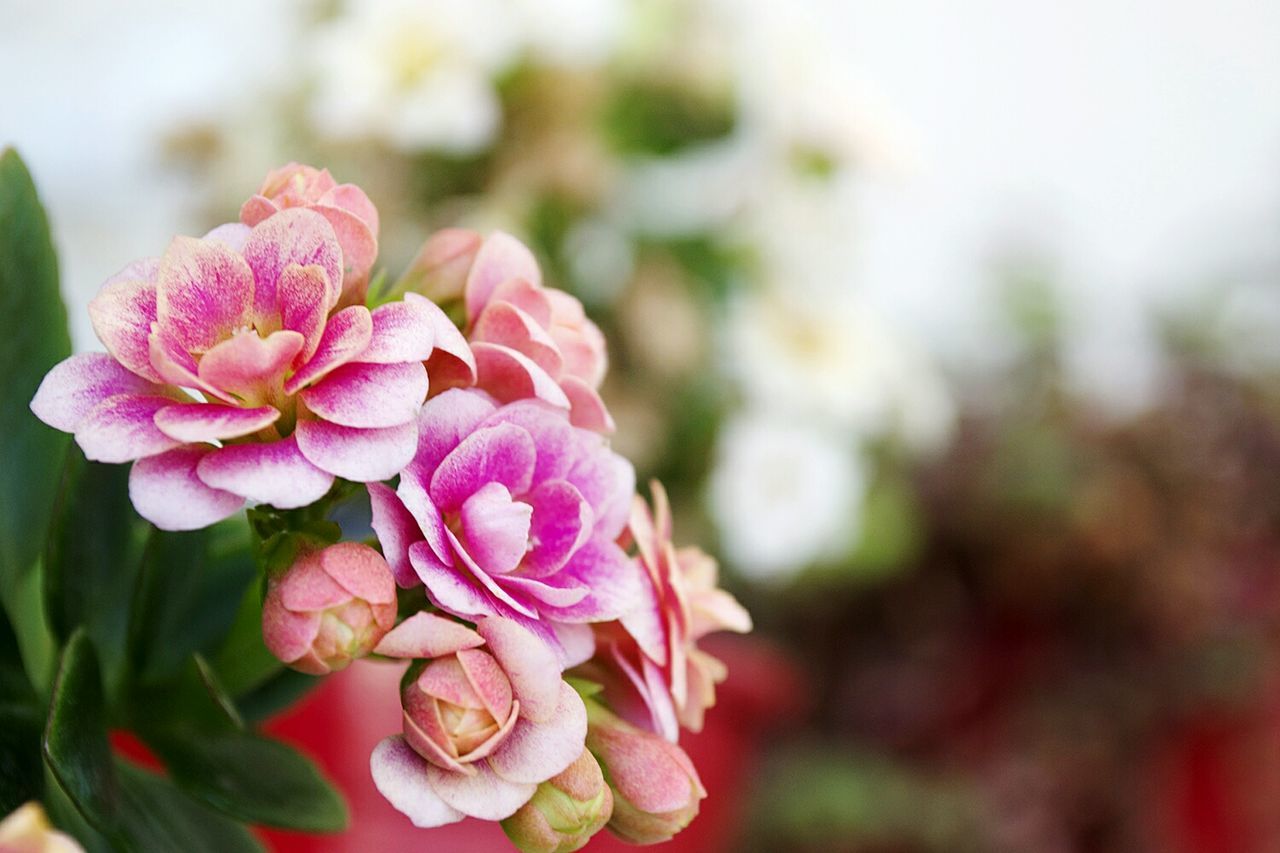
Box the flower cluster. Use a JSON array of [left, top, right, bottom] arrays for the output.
[[30, 164, 748, 850]]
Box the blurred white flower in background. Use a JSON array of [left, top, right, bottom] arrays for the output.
[[512, 0, 627, 68], [708, 414, 867, 581]]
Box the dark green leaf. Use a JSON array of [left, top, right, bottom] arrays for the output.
[[235, 668, 322, 724], [209, 581, 283, 699], [43, 764, 112, 853], [0, 703, 42, 815], [0, 148, 71, 594], [130, 655, 242, 737], [115, 762, 263, 853]]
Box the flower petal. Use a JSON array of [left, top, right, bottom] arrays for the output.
[[471, 301, 563, 378], [196, 436, 334, 508], [367, 483, 423, 588], [320, 541, 397, 605], [487, 681, 586, 784], [460, 483, 532, 576], [410, 542, 497, 619], [360, 300, 436, 364], [153, 403, 279, 443], [561, 376, 615, 434], [477, 398, 576, 484], [521, 480, 592, 578], [88, 275, 161, 382], [76, 394, 181, 463], [429, 423, 537, 512], [424, 759, 536, 821], [373, 611, 484, 659], [283, 305, 373, 395], [278, 263, 332, 362], [300, 361, 427, 428], [536, 538, 644, 624], [197, 330, 305, 402], [566, 440, 634, 541], [464, 231, 542, 324], [476, 617, 561, 722], [241, 208, 343, 322], [155, 235, 254, 353], [295, 418, 417, 482], [406, 387, 496, 486], [472, 342, 570, 409], [370, 737, 466, 829], [457, 648, 515, 722], [30, 353, 158, 433], [128, 447, 243, 531], [409, 293, 477, 393]]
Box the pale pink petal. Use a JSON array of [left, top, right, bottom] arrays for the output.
[[128, 447, 244, 531], [410, 543, 498, 619], [459, 483, 531, 575], [300, 361, 427, 428], [464, 231, 542, 324], [148, 330, 235, 404], [295, 418, 417, 482], [196, 436, 334, 508], [283, 305, 373, 395], [153, 403, 278, 443], [456, 648, 514, 721], [76, 394, 181, 463], [489, 277, 552, 328], [418, 658, 485, 709], [202, 222, 251, 251], [320, 541, 398, 604], [279, 557, 349, 611], [88, 277, 161, 382], [521, 480, 592, 578], [323, 183, 380, 235], [429, 423, 537, 512], [476, 617, 561, 721], [472, 343, 570, 409], [312, 204, 376, 298], [278, 263, 332, 362], [498, 576, 587, 609], [471, 302, 563, 378], [444, 528, 539, 619], [367, 483, 423, 588], [397, 475, 452, 567], [619, 575, 667, 666], [553, 623, 596, 668], [261, 579, 321, 661], [238, 195, 277, 227], [373, 612, 484, 659], [30, 353, 159, 433], [567, 441, 634, 540], [370, 737, 465, 829], [406, 293, 477, 392], [561, 376, 615, 434], [155, 235, 255, 353], [360, 300, 436, 364], [487, 681, 586, 784], [197, 330, 304, 402], [405, 387, 496, 485], [241, 208, 343, 322], [424, 759, 536, 821]]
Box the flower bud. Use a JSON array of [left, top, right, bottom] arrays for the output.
[[262, 542, 397, 675], [394, 228, 483, 304], [501, 749, 613, 853], [584, 701, 705, 845], [0, 801, 84, 852]]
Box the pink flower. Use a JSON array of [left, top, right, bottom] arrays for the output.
[[30, 207, 451, 531], [240, 162, 380, 308], [588, 481, 752, 741], [0, 802, 84, 853], [370, 613, 588, 828], [367, 388, 638, 663], [405, 229, 613, 433], [261, 542, 398, 675]]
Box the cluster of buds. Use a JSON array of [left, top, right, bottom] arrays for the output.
[[29, 163, 749, 851]]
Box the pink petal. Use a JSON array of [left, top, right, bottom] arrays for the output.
[[424, 759, 536, 821], [367, 483, 423, 588], [459, 483, 532, 575], [445, 529, 539, 620], [567, 441, 634, 541], [241, 208, 343, 322], [196, 436, 334, 508], [429, 423, 537, 512], [128, 447, 243, 531], [88, 276, 161, 382], [153, 403, 279, 443], [561, 376, 615, 434], [30, 353, 159, 433], [410, 542, 497, 619], [283, 305, 373, 395], [472, 343, 570, 409], [278, 555, 349, 611], [553, 623, 596, 668], [202, 222, 251, 251], [397, 475, 452, 568], [521, 480, 592, 578], [262, 579, 321, 662], [76, 394, 181, 463], [278, 263, 332, 362], [536, 538, 644, 624], [295, 418, 417, 482], [471, 302, 563, 378], [405, 387, 496, 486], [320, 541, 397, 605], [478, 399, 576, 484], [148, 330, 235, 404], [370, 737, 465, 829], [619, 575, 667, 666], [155, 235, 255, 353], [418, 657, 485, 709], [323, 183, 380, 236], [312, 204, 376, 299], [456, 648, 514, 721], [373, 612, 484, 659], [464, 231, 542, 324], [197, 330, 304, 402], [238, 195, 277, 227], [487, 681, 586, 784], [410, 293, 477, 393], [497, 576, 588, 609], [360, 300, 436, 364], [489, 277, 552, 328], [300, 361, 427, 429], [476, 617, 561, 722]]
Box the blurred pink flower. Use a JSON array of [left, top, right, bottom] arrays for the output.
[[367, 388, 637, 663], [263, 542, 398, 675], [31, 203, 452, 531], [240, 162, 380, 308], [0, 801, 84, 853], [370, 613, 588, 829]]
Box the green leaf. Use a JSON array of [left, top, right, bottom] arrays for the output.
[[209, 581, 283, 699], [115, 762, 263, 853], [0, 148, 71, 595], [0, 703, 42, 815], [130, 656, 243, 737], [45, 448, 149, 699], [234, 668, 322, 724]]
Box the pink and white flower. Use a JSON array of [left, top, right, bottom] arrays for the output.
[[367, 388, 637, 662], [370, 613, 587, 828], [31, 202, 451, 531]]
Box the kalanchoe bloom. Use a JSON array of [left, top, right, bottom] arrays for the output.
[[30, 202, 450, 531], [240, 162, 380, 308], [368, 388, 638, 662], [501, 749, 613, 853], [405, 229, 613, 432], [584, 699, 705, 845], [394, 227, 484, 305], [0, 802, 84, 853], [262, 542, 397, 675], [370, 613, 588, 828], [586, 481, 752, 741]]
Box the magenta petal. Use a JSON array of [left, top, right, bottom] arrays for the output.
[[300, 361, 426, 429], [472, 342, 570, 409], [471, 301, 563, 378], [360, 300, 436, 364], [30, 353, 159, 433], [278, 263, 332, 362], [154, 403, 279, 443], [367, 482, 423, 588], [295, 418, 417, 482], [155, 235, 255, 353], [410, 542, 497, 619], [477, 399, 576, 484], [88, 276, 161, 382], [460, 483, 531, 575], [408, 293, 477, 392], [76, 394, 181, 463], [196, 436, 334, 508], [197, 330, 305, 402], [397, 474, 452, 567], [429, 423, 537, 512], [242, 208, 343, 322], [148, 330, 234, 404], [406, 388, 496, 486], [424, 759, 536, 821], [567, 442, 635, 541], [487, 682, 586, 784], [498, 576, 588, 609], [284, 305, 373, 395], [128, 447, 244, 531], [522, 480, 592, 578], [537, 538, 644, 624], [371, 737, 466, 829], [445, 528, 539, 619], [373, 612, 484, 659], [476, 617, 561, 721], [562, 376, 615, 434]]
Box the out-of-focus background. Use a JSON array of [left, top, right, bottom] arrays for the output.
[[6, 0, 1280, 849]]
